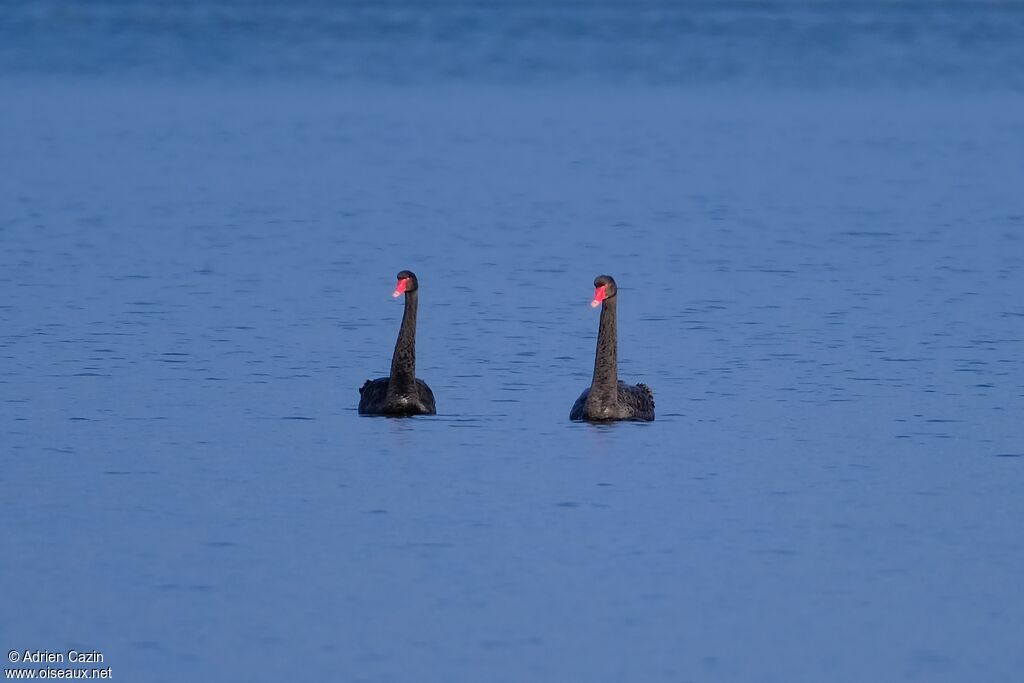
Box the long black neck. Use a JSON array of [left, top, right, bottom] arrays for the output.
[[589, 296, 618, 404], [387, 290, 418, 398]]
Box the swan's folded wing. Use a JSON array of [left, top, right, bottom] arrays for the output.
[[416, 379, 437, 415], [358, 377, 389, 413], [636, 383, 654, 410], [618, 381, 655, 421], [635, 382, 655, 420], [569, 388, 590, 421]]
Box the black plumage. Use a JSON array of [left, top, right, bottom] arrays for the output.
[[570, 275, 655, 422], [358, 270, 436, 416]]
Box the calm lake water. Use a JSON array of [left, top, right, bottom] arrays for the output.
[[2, 3, 1024, 682]]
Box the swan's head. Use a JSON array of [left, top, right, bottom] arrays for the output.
[[393, 270, 419, 297], [591, 274, 617, 308]]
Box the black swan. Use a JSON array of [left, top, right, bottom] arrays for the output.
[[570, 275, 655, 422], [358, 270, 436, 416]]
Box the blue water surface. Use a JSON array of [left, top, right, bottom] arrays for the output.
[[2, 3, 1023, 682]]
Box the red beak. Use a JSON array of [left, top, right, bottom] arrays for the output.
[[393, 278, 409, 298], [591, 285, 607, 308]]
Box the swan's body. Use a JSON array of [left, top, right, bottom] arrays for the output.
[[570, 275, 655, 422], [358, 270, 436, 416], [359, 377, 435, 416], [570, 381, 654, 421]]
